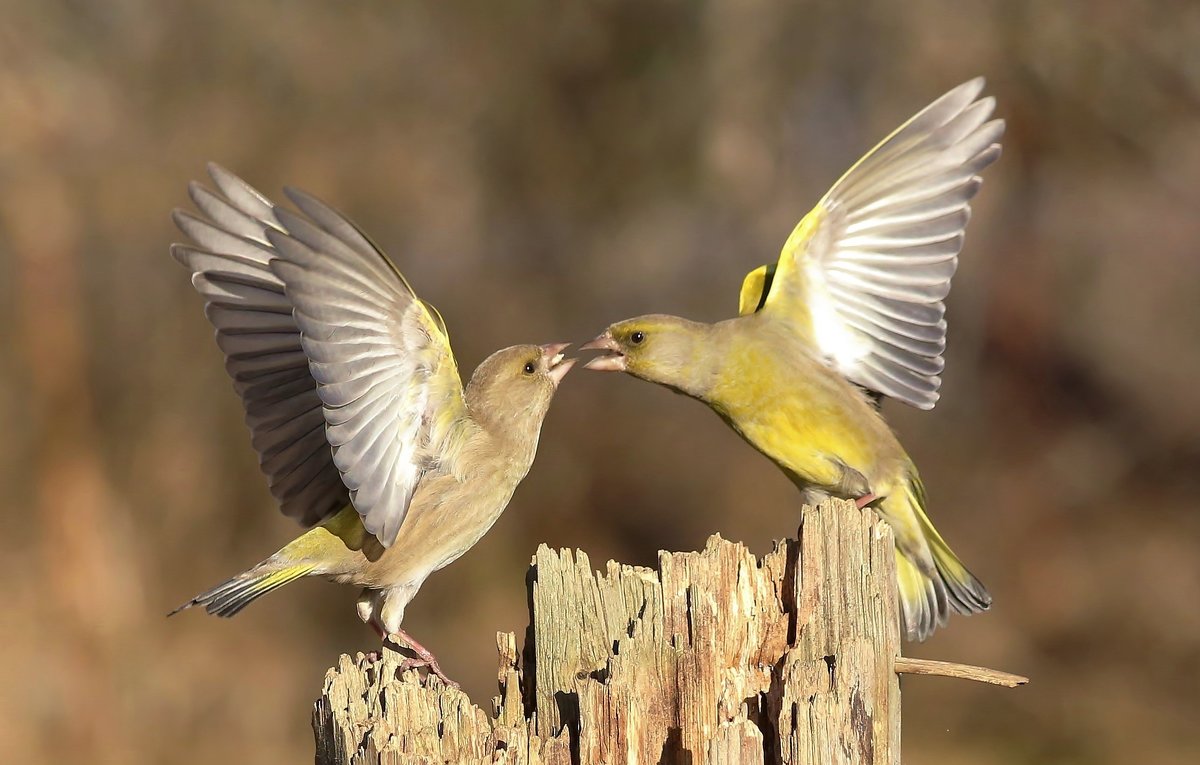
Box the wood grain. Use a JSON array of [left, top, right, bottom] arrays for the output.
[[313, 500, 1022, 764]]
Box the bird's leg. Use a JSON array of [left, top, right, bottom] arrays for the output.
[[369, 618, 387, 640], [360, 617, 388, 663], [386, 628, 459, 689], [855, 493, 878, 509]]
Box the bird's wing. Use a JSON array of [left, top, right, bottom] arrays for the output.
[[172, 164, 467, 545], [741, 78, 1004, 409]]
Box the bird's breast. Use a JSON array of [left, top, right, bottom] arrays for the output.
[[360, 463, 523, 588], [704, 332, 890, 492]]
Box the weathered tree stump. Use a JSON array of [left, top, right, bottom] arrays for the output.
[[312, 500, 1025, 764]]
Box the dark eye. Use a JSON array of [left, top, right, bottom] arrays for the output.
[[630, 331, 645, 345], [523, 361, 536, 375]]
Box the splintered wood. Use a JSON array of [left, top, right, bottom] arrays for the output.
[[314, 501, 905, 764]]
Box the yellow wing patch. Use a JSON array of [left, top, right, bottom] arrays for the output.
[[736, 206, 825, 320], [769, 204, 826, 310], [737, 264, 774, 315]]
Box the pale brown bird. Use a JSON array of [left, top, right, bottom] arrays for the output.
[[583, 79, 1003, 640], [169, 164, 574, 684]]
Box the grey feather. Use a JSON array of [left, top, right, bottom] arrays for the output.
[[206, 163, 277, 222], [172, 165, 468, 537]]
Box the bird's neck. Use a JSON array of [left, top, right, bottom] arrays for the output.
[[684, 313, 777, 402], [464, 395, 543, 471], [638, 320, 728, 400]]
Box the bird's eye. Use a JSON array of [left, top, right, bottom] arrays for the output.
[[523, 361, 536, 375], [630, 331, 645, 345]]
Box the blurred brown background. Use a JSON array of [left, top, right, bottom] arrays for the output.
[[3, 0, 1199, 762]]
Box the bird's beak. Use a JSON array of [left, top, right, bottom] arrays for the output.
[[541, 342, 575, 387], [581, 331, 626, 372]]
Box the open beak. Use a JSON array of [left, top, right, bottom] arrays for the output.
[[580, 331, 626, 372], [541, 342, 575, 387]]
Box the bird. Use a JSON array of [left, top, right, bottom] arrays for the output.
[[581, 78, 1004, 640], [168, 163, 575, 684]]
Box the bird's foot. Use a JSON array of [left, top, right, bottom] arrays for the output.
[[386, 630, 459, 689], [854, 492, 878, 510], [394, 656, 459, 689]]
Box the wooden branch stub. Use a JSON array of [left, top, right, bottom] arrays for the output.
[[894, 657, 1029, 688], [312, 500, 1023, 764]]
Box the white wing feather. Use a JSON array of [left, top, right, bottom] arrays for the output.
[[766, 78, 1004, 409]]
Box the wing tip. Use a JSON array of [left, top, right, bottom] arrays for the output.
[[360, 513, 397, 549], [977, 142, 1004, 171], [205, 162, 276, 210], [186, 179, 210, 204], [170, 206, 196, 228], [169, 241, 198, 268], [958, 76, 987, 100], [282, 184, 318, 210], [925, 77, 987, 118], [263, 227, 317, 268], [205, 161, 245, 191], [205, 160, 230, 181], [972, 96, 997, 123], [919, 77, 993, 135]]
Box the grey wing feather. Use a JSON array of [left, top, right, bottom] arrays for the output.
[[172, 164, 468, 542], [263, 198, 467, 546], [171, 219, 345, 525]]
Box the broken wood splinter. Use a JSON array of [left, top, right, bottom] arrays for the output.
[[894, 656, 1029, 687]]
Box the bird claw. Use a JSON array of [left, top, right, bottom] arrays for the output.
[[429, 665, 459, 690], [385, 631, 459, 689], [395, 656, 460, 689]]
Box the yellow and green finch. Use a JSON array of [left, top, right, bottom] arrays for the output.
[[168, 164, 575, 683], [582, 79, 1004, 640]]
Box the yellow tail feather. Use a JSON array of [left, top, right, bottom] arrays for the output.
[[891, 478, 990, 641], [169, 561, 316, 618], [169, 506, 366, 619]]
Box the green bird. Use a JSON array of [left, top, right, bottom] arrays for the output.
[[169, 164, 575, 683], [582, 79, 1004, 640]]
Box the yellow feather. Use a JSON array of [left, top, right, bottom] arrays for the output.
[[766, 205, 825, 312], [709, 337, 877, 489], [738, 264, 772, 316]]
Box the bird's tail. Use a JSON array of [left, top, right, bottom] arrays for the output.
[[885, 477, 990, 641], [169, 506, 365, 618], [169, 558, 317, 618]]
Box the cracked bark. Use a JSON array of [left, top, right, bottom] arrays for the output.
[[313, 500, 1021, 764]]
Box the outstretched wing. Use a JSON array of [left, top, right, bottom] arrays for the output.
[[742, 78, 1004, 409], [172, 164, 467, 545]]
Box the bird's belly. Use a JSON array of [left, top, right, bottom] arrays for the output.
[[736, 415, 850, 488], [365, 485, 518, 589], [714, 366, 879, 496]]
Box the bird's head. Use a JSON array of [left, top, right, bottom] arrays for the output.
[[467, 342, 575, 432], [581, 315, 708, 392]]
